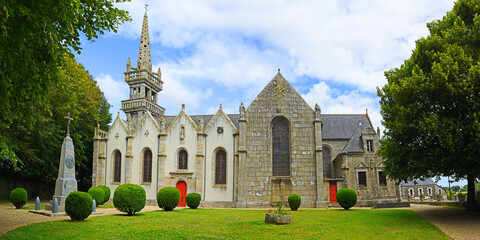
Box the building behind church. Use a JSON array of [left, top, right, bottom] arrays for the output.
[[92, 11, 402, 208]]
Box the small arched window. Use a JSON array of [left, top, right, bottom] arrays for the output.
[[272, 117, 290, 176], [323, 146, 331, 178], [215, 150, 226, 184], [178, 150, 188, 170], [114, 151, 122, 182], [143, 149, 152, 183]]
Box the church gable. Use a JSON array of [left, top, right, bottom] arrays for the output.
[[205, 105, 238, 133], [355, 161, 369, 169], [247, 70, 313, 116], [165, 105, 199, 135], [107, 114, 129, 137], [133, 111, 160, 138]]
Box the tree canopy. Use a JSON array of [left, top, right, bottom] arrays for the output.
[[0, 0, 129, 165], [0, 0, 129, 190], [0, 55, 112, 190], [378, 0, 480, 211]]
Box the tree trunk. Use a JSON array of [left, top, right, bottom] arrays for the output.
[[466, 173, 476, 211]]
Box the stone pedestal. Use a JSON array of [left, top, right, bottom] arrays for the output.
[[46, 136, 77, 212]]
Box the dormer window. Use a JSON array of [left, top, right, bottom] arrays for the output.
[[367, 140, 374, 152]]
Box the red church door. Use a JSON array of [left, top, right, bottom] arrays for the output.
[[176, 181, 187, 207], [329, 181, 337, 203]]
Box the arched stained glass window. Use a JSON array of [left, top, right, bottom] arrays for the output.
[[215, 150, 226, 184], [143, 149, 152, 183], [272, 118, 290, 176], [323, 146, 331, 178], [178, 150, 188, 170], [114, 151, 121, 182]]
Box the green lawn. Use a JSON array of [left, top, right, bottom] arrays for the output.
[[1, 208, 448, 240]]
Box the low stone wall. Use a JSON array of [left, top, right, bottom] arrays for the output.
[[0, 176, 54, 200], [373, 202, 410, 209], [202, 201, 234, 208], [417, 201, 466, 208]]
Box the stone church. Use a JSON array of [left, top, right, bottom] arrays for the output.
[[92, 11, 401, 208]]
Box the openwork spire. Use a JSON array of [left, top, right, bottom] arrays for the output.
[[137, 7, 152, 71]]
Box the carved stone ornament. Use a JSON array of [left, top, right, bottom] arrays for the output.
[[239, 102, 245, 118], [180, 126, 185, 141]]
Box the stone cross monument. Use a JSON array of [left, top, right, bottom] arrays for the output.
[[45, 113, 78, 212]]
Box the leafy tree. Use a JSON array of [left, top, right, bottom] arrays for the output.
[[0, 55, 112, 191], [378, 0, 480, 211], [0, 0, 130, 171]]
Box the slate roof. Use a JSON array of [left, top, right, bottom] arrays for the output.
[[321, 114, 371, 139], [227, 114, 240, 128], [157, 114, 240, 130], [400, 178, 436, 186], [341, 123, 365, 153], [191, 114, 214, 128]]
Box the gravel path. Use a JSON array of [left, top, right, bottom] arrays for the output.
[[1, 202, 479, 239], [0, 201, 159, 236], [410, 204, 480, 240]]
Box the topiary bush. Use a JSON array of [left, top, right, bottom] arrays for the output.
[[185, 193, 201, 209], [113, 184, 146, 216], [65, 191, 93, 221], [157, 187, 180, 211], [9, 188, 28, 209], [288, 194, 301, 211], [336, 188, 357, 210], [88, 186, 104, 206], [97, 185, 111, 204]]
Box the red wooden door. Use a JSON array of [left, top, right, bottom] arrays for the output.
[[176, 181, 187, 207], [329, 181, 337, 203]]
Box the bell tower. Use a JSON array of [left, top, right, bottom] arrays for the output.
[[121, 7, 164, 125]]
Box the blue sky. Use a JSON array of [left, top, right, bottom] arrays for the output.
[[74, 0, 466, 187]]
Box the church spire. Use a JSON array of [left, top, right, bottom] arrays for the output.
[[137, 6, 152, 71]]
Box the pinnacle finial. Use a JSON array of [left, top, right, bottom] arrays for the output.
[[278, 68, 280, 73], [145, 3, 149, 12]]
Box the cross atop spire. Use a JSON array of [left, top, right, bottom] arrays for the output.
[[137, 7, 152, 71], [145, 3, 149, 12]]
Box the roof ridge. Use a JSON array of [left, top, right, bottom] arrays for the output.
[[321, 113, 367, 116]]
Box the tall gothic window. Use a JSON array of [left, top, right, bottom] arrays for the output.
[[272, 117, 290, 176], [323, 146, 331, 178], [114, 151, 121, 182], [378, 171, 387, 187], [358, 171, 367, 187], [178, 150, 188, 170], [143, 149, 152, 183], [215, 149, 226, 184]]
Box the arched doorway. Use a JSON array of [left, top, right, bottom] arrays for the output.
[[176, 181, 187, 207]]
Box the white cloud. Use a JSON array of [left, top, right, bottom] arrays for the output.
[[101, 0, 455, 124], [302, 81, 382, 131], [95, 74, 129, 115]]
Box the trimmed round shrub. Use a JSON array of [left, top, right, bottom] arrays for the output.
[[336, 188, 357, 210], [9, 188, 28, 209], [157, 187, 180, 211], [288, 194, 301, 211], [65, 191, 93, 221], [185, 193, 201, 209], [88, 186, 105, 206], [113, 184, 146, 216], [97, 185, 111, 204]]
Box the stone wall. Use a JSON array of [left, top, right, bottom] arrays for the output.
[[238, 73, 320, 208]]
